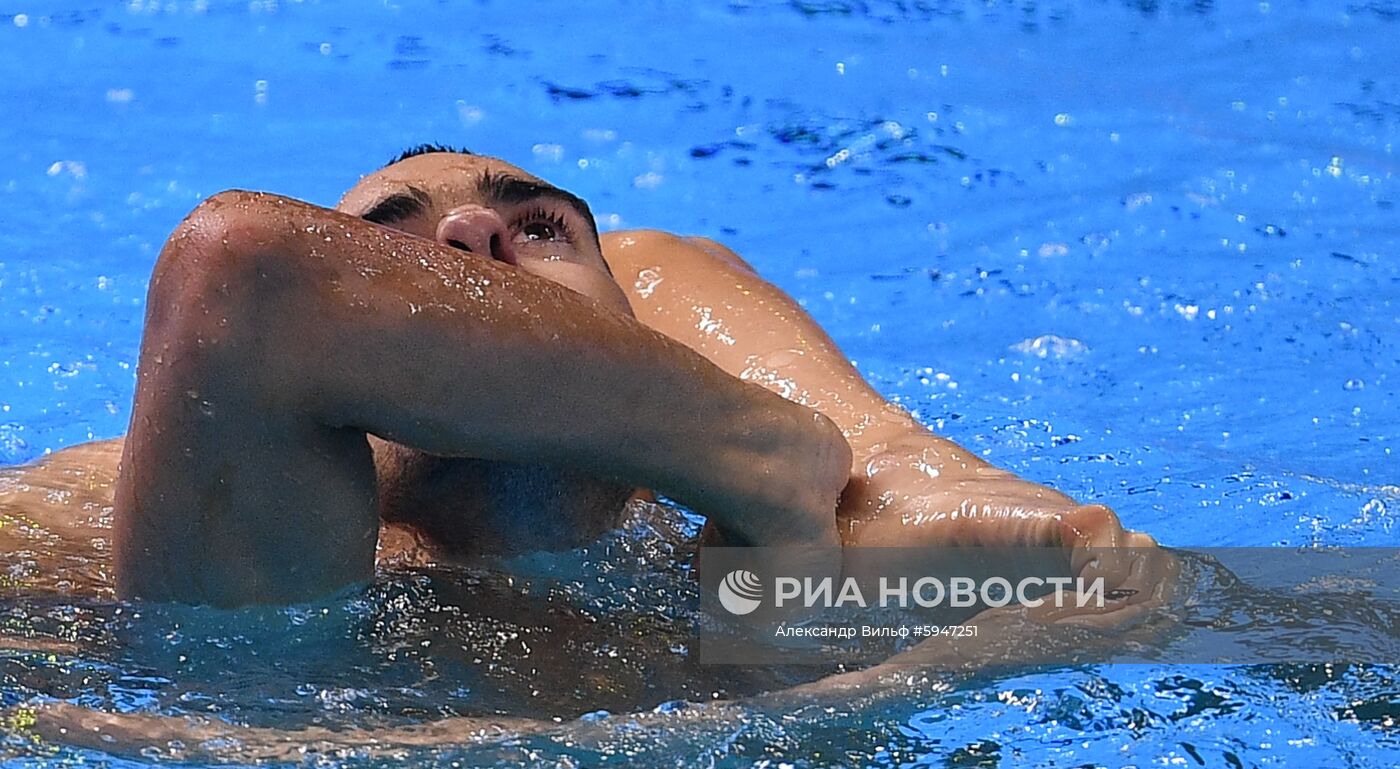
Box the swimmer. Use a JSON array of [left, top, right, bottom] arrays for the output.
[[1, 146, 1180, 761], [1, 146, 1170, 613]]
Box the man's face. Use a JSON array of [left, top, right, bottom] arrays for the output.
[[337, 152, 631, 314]]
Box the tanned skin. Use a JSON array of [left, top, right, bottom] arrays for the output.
[[0, 148, 1179, 757], [2, 149, 1168, 613], [111, 155, 850, 607]]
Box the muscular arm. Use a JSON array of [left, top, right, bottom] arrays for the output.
[[601, 231, 919, 453], [601, 231, 1158, 561], [116, 194, 848, 606]]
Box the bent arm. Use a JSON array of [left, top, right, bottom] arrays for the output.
[[117, 194, 847, 604], [601, 231, 1154, 557], [600, 231, 1018, 499]]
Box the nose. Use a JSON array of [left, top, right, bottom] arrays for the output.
[[435, 205, 518, 264]]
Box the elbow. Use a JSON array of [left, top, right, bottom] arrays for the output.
[[151, 191, 287, 288], [144, 191, 299, 331], [137, 191, 314, 386]]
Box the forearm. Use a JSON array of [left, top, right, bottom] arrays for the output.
[[126, 193, 846, 558], [604, 230, 1037, 516], [599, 231, 1142, 554]]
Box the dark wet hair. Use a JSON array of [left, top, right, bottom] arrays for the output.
[[386, 143, 474, 168]]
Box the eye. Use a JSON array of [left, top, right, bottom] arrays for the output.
[[514, 208, 573, 244], [521, 221, 558, 242]]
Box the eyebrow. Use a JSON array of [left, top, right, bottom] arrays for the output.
[[478, 171, 598, 239], [359, 186, 431, 225]]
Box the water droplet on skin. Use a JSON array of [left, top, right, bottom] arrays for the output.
[[754, 348, 801, 369], [913, 460, 941, 479], [866, 451, 902, 479], [185, 389, 214, 417], [634, 267, 663, 299]]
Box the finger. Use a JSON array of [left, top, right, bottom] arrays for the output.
[[1066, 504, 1130, 582], [1035, 545, 1181, 628]]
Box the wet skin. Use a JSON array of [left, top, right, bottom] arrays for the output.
[[1, 151, 1169, 612], [0, 152, 1180, 757]]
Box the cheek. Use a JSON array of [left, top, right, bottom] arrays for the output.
[[518, 260, 634, 317], [512, 238, 583, 264]]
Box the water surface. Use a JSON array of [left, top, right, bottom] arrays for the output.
[[1, 1, 1397, 766]]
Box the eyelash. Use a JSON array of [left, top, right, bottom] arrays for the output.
[[515, 207, 574, 241]]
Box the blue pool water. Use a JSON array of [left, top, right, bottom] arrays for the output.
[[1, 0, 1397, 766]]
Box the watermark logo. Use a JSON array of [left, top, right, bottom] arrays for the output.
[[700, 546, 1400, 667], [718, 569, 763, 615]]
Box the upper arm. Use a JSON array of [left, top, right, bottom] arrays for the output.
[[599, 229, 919, 461]]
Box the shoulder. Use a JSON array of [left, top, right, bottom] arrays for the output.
[[600, 230, 756, 275]]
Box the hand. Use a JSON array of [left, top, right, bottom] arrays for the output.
[[1039, 504, 1180, 628], [841, 435, 1179, 627]]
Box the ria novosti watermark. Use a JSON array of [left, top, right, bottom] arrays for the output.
[[718, 568, 1109, 614], [698, 547, 1400, 667]]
